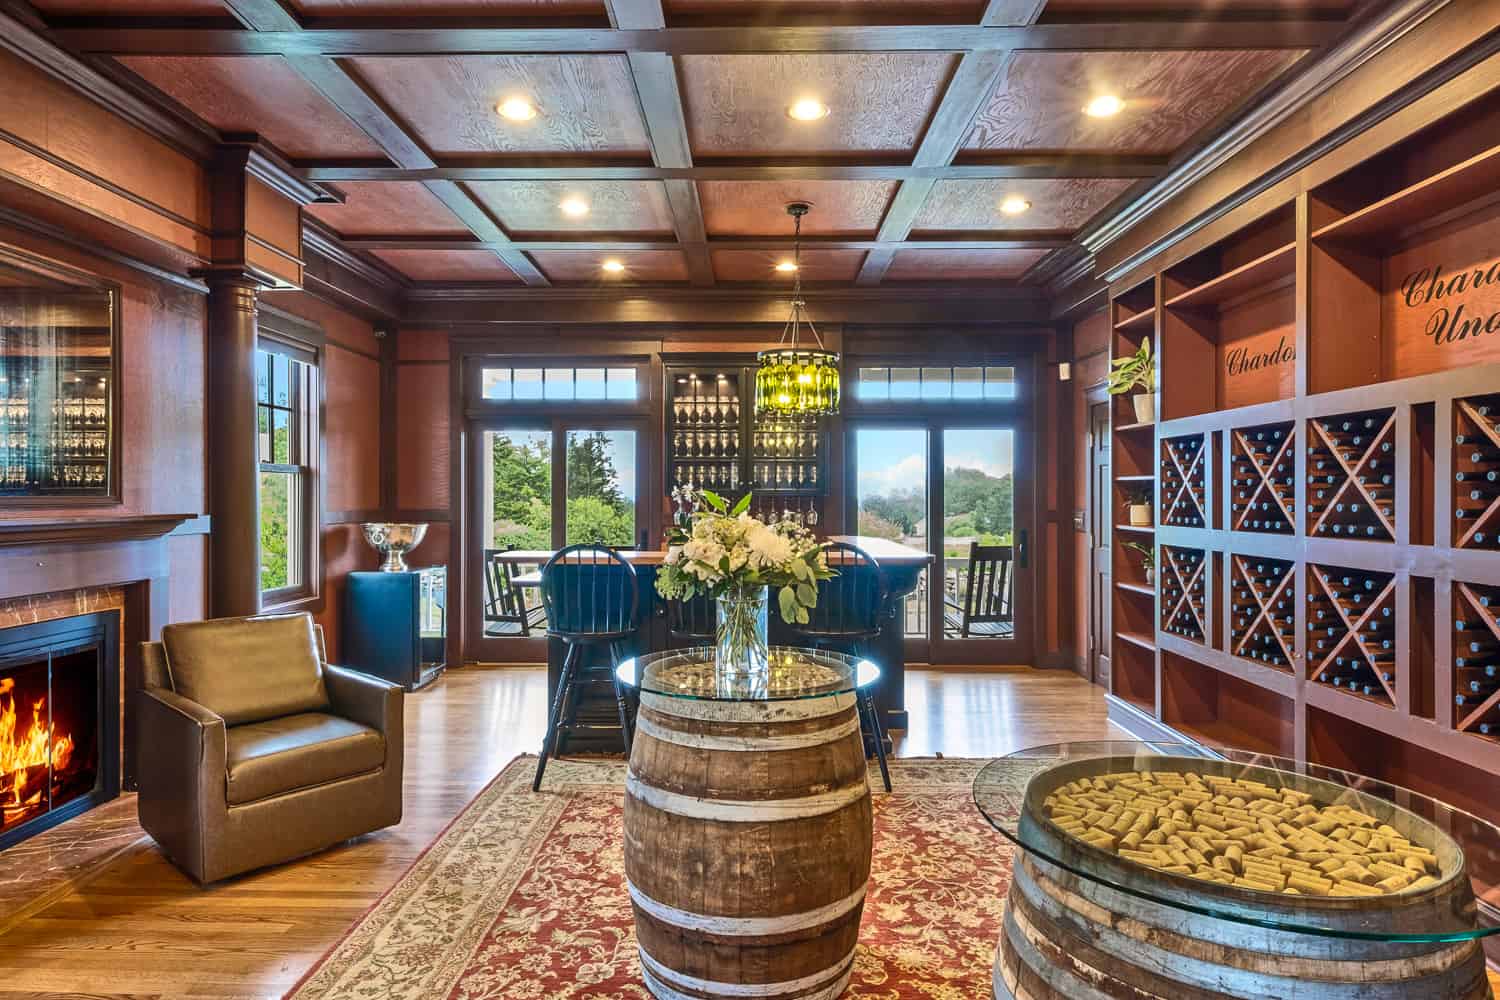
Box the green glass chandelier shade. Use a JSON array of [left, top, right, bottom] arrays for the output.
[[754, 347, 841, 416], [754, 201, 842, 417]]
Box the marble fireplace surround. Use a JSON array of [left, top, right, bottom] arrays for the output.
[[0, 513, 199, 930]]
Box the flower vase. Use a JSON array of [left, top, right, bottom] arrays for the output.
[[716, 585, 769, 676]]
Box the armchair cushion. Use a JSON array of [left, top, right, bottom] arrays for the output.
[[162, 613, 330, 726], [225, 712, 384, 806]]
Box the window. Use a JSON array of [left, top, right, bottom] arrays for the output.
[[481, 365, 637, 402], [256, 340, 317, 605], [855, 364, 1016, 402]]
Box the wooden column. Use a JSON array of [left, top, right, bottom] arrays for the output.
[[204, 272, 263, 618]]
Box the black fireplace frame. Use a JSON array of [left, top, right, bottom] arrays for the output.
[[0, 611, 121, 852]]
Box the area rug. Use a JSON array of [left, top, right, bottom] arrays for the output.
[[288, 756, 1029, 1000]]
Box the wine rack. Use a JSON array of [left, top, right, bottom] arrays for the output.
[[0, 366, 111, 495], [1160, 434, 1207, 527], [1452, 392, 1500, 550], [1453, 582, 1500, 740], [1306, 408, 1396, 541], [1306, 564, 1396, 705], [1229, 421, 1295, 533], [1160, 545, 1207, 642], [1230, 555, 1295, 670], [751, 414, 822, 494]]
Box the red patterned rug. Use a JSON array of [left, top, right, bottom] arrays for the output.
[[288, 756, 1026, 1000]]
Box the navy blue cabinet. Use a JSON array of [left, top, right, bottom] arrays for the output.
[[341, 567, 447, 690]]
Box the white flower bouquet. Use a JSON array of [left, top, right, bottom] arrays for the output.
[[656, 491, 834, 669]]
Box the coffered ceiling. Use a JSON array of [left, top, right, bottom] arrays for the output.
[[27, 0, 1379, 291]]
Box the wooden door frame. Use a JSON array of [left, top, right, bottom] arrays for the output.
[[1087, 383, 1112, 687]]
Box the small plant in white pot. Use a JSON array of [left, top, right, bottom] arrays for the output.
[[1123, 489, 1153, 527], [1108, 336, 1156, 424], [1123, 539, 1156, 586]]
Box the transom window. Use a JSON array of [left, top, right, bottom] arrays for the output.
[[856, 365, 1016, 402], [481, 366, 638, 402], [257, 340, 316, 603]]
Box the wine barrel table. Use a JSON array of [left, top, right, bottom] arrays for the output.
[[974, 744, 1499, 1000], [617, 647, 878, 1000]]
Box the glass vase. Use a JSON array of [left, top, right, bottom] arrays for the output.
[[716, 585, 769, 676]]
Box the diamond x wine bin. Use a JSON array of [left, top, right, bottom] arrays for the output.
[[0, 612, 120, 850]]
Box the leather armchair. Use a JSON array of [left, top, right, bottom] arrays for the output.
[[137, 612, 403, 884]]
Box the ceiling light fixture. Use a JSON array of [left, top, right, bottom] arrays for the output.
[[774, 260, 798, 273], [497, 97, 537, 121], [999, 196, 1031, 216], [755, 202, 840, 417], [559, 197, 590, 218], [601, 259, 625, 274], [1084, 94, 1125, 118], [786, 98, 830, 122]]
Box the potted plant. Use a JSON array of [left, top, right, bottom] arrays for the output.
[[1108, 336, 1156, 424], [1123, 539, 1156, 586], [1123, 489, 1153, 527], [656, 490, 834, 675]]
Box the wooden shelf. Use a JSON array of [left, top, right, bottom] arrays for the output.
[[1312, 143, 1500, 246], [1163, 243, 1295, 311], [1117, 630, 1157, 652], [1116, 421, 1156, 435], [1115, 523, 1154, 534], [1115, 581, 1155, 597], [1114, 307, 1156, 333]]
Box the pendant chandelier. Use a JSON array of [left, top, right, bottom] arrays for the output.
[[755, 202, 841, 417]]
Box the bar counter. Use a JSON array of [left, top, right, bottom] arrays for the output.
[[495, 536, 932, 753]]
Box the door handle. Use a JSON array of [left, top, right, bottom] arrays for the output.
[[1018, 529, 1029, 569]]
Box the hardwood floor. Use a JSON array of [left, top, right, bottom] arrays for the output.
[[0, 665, 1491, 997]]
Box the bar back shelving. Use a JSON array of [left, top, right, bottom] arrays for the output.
[[1104, 88, 1500, 825]]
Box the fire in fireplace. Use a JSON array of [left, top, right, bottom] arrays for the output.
[[0, 613, 119, 850]]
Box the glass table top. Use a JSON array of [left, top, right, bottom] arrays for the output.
[[616, 646, 878, 702], [973, 741, 1500, 942]]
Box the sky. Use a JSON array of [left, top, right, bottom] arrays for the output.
[[856, 427, 1015, 497]]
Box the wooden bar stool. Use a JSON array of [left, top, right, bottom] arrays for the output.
[[533, 544, 642, 791], [786, 540, 894, 792]]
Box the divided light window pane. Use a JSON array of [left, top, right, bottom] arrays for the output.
[[858, 367, 889, 401], [480, 366, 639, 403], [921, 367, 951, 400], [953, 366, 983, 399], [855, 365, 1015, 404], [890, 367, 921, 399], [984, 366, 1017, 399]]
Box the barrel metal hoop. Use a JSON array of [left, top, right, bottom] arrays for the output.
[[626, 772, 870, 821], [1015, 856, 1484, 995], [635, 709, 862, 752], [638, 944, 856, 999], [626, 879, 866, 936], [639, 690, 858, 724]]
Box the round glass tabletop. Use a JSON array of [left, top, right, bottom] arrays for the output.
[[616, 646, 879, 702], [973, 741, 1500, 942]]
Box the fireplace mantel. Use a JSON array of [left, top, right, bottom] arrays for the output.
[[0, 514, 202, 547]]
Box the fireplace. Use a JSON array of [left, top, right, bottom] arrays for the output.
[[0, 612, 120, 851]]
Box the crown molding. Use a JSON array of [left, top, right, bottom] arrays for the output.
[[1077, 0, 1452, 265], [0, 4, 218, 162]]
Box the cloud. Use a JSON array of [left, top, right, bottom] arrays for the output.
[[859, 452, 926, 494], [945, 453, 1013, 480]]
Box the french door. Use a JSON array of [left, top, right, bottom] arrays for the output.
[[466, 418, 646, 663], [848, 419, 1034, 666]]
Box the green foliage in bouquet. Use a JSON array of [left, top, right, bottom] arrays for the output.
[[656, 490, 836, 625]]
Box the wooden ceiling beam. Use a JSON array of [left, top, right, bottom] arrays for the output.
[[339, 234, 1074, 251], [300, 155, 1169, 182], [51, 21, 1342, 56], [213, 0, 550, 286]]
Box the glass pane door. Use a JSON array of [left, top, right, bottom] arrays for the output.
[[482, 428, 552, 552], [563, 428, 639, 547], [853, 427, 930, 656], [935, 426, 1029, 663]]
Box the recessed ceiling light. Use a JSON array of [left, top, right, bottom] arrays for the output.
[[774, 260, 799, 273], [559, 197, 590, 218], [1084, 94, 1125, 118], [497, 97, 537, 121], [999, 196, 1031, 216], [786, 98, 830, 122], [601, 259, 625, 273]]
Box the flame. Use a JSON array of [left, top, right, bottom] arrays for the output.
[[0, 680, 74, 812]]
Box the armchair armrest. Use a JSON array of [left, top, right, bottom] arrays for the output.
[[135, 687, 228, 882], [324, 664, 403, 738]]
